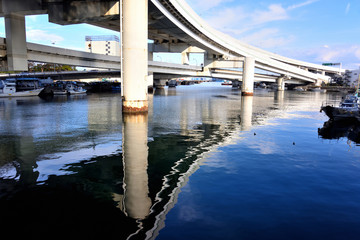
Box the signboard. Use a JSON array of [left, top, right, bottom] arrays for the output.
[[322, 63, 341, 66]]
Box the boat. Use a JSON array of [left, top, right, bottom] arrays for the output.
[[294, 86, 305, 91], [221, 80, 232, 86], [0, 78, 43, 97], [66, 82, 87, 95], [320, 94, 360, 121], [168, 79, 177, 87], [53, 89, 68, 95]]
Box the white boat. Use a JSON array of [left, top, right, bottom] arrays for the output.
[[321, 94, 360, 121], [0, 79, 43, 98], [66, 82, 87, 95], [221, 80, 232, 85]]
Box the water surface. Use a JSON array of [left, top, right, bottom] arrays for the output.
[[0, 83, 359, 239]]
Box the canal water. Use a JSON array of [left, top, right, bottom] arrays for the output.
[[0, 82, 360, 239]]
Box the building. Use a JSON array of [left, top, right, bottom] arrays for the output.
[[344, 67, 360, 87], [85, 35, 120, 56]]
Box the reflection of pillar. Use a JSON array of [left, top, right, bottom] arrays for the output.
[[240, 96, 253, 131], [5, 13, 28, 71], [274, 90, 284, 105], [18, 136, 39, 185], [242, 57, 255, 96], [148, 72, 154, 93], [121, 0, 148, 113], [122, 113, 151, 219]]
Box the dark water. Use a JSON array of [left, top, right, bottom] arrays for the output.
[[1, 83, 360, 239]]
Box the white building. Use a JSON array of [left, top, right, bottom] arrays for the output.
[[344, 67, 360, 87], [85, 35, 120, 56]]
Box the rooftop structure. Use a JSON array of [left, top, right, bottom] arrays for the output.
[[85, 35, 120, 56]]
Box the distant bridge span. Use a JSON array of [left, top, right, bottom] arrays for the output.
[[88, 0, 342, 83], [0, 0, 345, 112]]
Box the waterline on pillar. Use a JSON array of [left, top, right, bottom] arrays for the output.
[[122, 99, 148, 113]]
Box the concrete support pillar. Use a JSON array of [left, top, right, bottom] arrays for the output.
[[242, 56, 255, 96], [5, 13, 28, 71], [276, 76, 285, 91], [181, 51, 190, 65], [315, 79, 322, 87], [121, 0, 148, 113], [154, 79, 166, 89], [122, 113, 151, 219]]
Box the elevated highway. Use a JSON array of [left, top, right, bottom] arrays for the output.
[[0, 0, 345, 112], [87, 0, 342, 81]]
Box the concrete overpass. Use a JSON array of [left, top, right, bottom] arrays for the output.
[[0, 0, 344, 112]]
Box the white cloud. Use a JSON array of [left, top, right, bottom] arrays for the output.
[[282, 44, 360, 69], [251, 4, 289, 26], [345, 3, 351, 14], [316, 45, 360, 63], [26, 29, 64, 44], [186, 0, 233, 12], [205, 6, 247, 32], [240, 28, 295, 49], [287, 0, 319, 10], [355, 48, 360, 59]]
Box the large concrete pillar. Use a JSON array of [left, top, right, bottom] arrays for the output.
[[181, 51, 190, 65], [122, 113, 151, 219], [242, 56, 255, 96], [276, 76, 285, 91], [5, 13, 28, 71], [121, 0, 148, 113]]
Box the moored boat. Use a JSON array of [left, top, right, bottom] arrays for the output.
[[66, 82, 87, 95], [221, 80, 232, 85], [320, 94, 360, 121], [0, 78, 43, 97]]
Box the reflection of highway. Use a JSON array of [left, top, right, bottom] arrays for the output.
[[0, 86, 343, 238]]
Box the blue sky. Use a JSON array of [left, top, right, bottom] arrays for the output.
[[0, 0, 358, 70], [187, 0, 360, 70]]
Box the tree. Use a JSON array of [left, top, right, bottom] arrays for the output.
[[28, 62, 77, 72]]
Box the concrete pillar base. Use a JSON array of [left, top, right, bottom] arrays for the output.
[[242, 92, 254, 96], [242, 56, 255, 96], [122, 100, 148, 113], [277, 78, 285, 91]]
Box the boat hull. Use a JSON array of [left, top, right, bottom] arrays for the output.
[[68, 90, 87, 95], [0, 88, 43, 98], [321, 105, 360, 121]]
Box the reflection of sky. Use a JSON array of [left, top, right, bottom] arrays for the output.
[[36, 135, 122, 182]]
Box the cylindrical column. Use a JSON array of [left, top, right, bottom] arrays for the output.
[[122, 113, 151, 219], [5, 13, 28, 71], [181, 51, 190, 65], [242, 56, 255, 96], [277, 76, 285, 91], [121, 0, 148, 113]]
